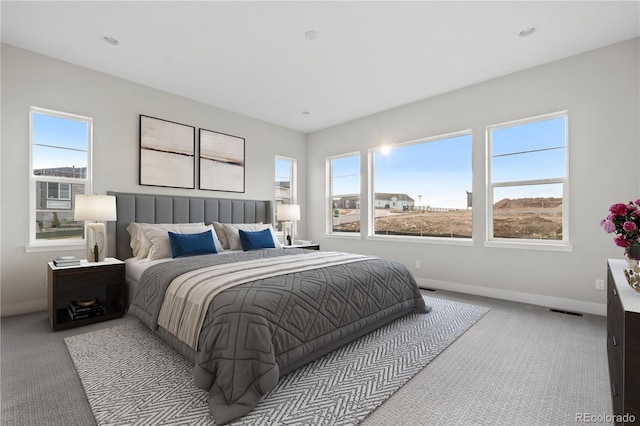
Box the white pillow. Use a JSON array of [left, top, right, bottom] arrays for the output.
[[128, 222, 187, 259], [221, 223, 283, 250], [136, 223, 223, 260], [126, 222, 147, 258], [212, 222, 230, 250]]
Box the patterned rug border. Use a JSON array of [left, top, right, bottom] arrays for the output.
[[65, 296, 489, 425]]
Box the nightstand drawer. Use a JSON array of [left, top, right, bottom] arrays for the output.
[[54, 266, 122, 291]]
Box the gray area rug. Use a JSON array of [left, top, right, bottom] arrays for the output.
[[65, 297, 489, 425]]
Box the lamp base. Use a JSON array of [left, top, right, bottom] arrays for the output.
[[284, 221, 293, 246], [86, 222, 106, 262]]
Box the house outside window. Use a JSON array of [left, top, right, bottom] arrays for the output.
[[370, 131, 472, 239], [328, 153, 361, 234], [46, 182, 71, 209], [275, 156, 297, 234], [486, 111, 568, 246], [30, 107, 92, 247]]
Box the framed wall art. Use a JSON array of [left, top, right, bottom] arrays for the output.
[[139, 115, 195, 189], [199, 128, 245, 193]]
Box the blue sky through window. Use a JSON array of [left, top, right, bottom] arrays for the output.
[[275, 158, 291, 182], [491, 116, 566, 184], [373, 134, 472, 209], [332, 155, 360, 196], [32, 112, 88, 171]]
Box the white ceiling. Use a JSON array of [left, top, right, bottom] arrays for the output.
[[2, 1, 639, 133]]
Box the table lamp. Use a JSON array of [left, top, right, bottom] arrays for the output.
[[74, 194, 117, 262], [277, 204, 300, 246]]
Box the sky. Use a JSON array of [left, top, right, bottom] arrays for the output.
[[275, 158, 291, 183], [32, 112, 88, 171], [333, 116, 566, 208]]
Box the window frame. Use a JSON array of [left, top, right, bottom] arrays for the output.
[[367, 130, 474, 245], [28, 106, 93, 252], [274, 155, 297, 239], [326, 152, 362, 238], [485, 111, 571, 251]]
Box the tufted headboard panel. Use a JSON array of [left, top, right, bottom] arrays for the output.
[[106, 191, 273, 260]]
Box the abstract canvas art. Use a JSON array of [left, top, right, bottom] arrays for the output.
[[199, 128, 245, 193], [139, 115, 195, 189]]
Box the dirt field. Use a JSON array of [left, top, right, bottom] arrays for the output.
[[373, 210, 473, 237], [333, 197, 563, 239]]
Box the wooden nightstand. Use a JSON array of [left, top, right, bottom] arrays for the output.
[[47, 258, 125, 331], [283, 244, 320, 250]]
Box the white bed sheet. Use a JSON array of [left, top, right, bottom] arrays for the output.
[[125, 257, 173, 282], [125, 251, 244, 282]]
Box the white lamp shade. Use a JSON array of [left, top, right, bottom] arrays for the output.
[[277, 204, 300, 221], [74, 194, 117, 222]]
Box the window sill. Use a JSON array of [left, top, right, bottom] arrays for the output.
[[366, 235, 474, 246], [483, 240, 573, 252], [324, 233, 362, 240], [25, 241, 85, 253]]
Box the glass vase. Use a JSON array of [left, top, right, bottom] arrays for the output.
[[625, 241, 640, 268]]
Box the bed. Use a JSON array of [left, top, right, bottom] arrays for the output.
[[107, 191, 429, 424]]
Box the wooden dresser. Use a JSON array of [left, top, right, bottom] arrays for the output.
[[607, 259, 640, 423]]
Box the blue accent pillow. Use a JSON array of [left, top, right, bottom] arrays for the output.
[[168, 230, 217, 258], [239, 228, 276, 251]]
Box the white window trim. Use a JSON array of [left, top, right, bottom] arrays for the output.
[[28, 106, 93, 251], [485, 111, 571, 250], [368, 129, 473, 244], [326, 151, 361, 237], [366, 234, 473, 246]]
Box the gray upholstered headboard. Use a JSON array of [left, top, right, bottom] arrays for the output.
[[106, 191, 273, 260]]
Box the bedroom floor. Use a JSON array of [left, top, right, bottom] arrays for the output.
[[1, 289, 611, 426]]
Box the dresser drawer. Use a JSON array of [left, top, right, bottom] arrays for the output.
[[608, 330, 624, 374]]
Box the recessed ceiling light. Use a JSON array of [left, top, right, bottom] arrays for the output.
[[304, 30, 318, 40], [519, 26, 537, 37], [103, 36, 119, 45]]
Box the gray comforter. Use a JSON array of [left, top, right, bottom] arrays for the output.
[[129, 248, 428, 424]]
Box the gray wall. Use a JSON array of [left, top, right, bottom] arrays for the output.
[[307, 38, 640, 315], [0, 44, 307, 315], [2, 39, 638, 317]]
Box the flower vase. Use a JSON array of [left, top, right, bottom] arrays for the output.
[[625, 242, 640, 268]]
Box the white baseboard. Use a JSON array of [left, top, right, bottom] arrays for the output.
[[0, 283, 606, 318], [1, 298, 47, 317], [416, 277, 606, 316]]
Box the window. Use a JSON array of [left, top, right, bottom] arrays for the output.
[[30, 107, 92, 246], [487, 112, 568, 244], [274, 156, 297, 233], [370, 132, 472, 239], [46, 182, 72, 209], [328, 153, 361, 234]]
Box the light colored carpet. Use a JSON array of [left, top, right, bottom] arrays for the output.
[[64, 297, 488, 425], [362, 292, 612, 426], [1, 289, 613, 426]]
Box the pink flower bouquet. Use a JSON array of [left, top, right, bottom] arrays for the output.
[[601, 200, 640, 248]]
